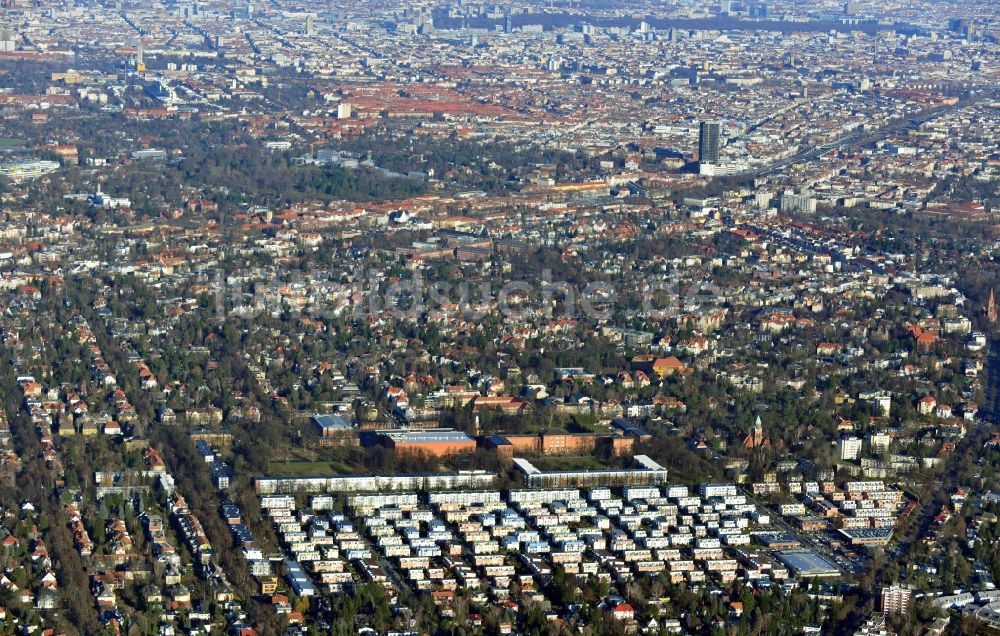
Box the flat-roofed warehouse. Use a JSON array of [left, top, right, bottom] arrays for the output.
[[379, 429, 476, 456], [776, 550, 841, 579]]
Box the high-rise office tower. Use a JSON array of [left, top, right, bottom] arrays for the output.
[[698, 121, 720, 165]]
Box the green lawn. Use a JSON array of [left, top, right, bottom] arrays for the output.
[[0, 138, 26, 149], [528, 455, 616, 471], [266, 459, 354, 476]]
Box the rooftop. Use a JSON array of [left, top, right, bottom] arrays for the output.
[[382, 429, 474, 444], [311, 414, 352, 430], [776, 550, 841, 578]]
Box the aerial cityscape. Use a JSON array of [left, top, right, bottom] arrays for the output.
[[0, 0, 997, 634]]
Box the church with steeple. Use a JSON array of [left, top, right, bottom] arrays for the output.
[[740, 415, 769, 449]]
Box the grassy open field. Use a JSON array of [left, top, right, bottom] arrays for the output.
[[528, 454, 617, 471], [266, 459, 355, 476]]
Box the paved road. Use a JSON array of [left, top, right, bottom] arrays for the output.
[[980, 338, 1000, 424]]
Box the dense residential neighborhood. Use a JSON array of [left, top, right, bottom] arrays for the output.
[[0, 0, 997, 635]]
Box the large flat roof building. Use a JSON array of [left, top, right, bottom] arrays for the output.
[[380, 428, 477, 456], [775, 550, 841, 578], [254, 469, 496, 494], [513, 455, 669, 488], [311, 414, 353, 437], [838, 527, 894, 547]]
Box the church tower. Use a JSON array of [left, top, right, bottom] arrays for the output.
[[752, 415, 764, 448]]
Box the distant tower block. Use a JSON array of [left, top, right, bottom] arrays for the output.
[[698, 120, 721, 165], [305, 15, 314, 35], [135, 39, 146, 72], [337, 102, 352, 119], [0, 27, 15, 52]]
